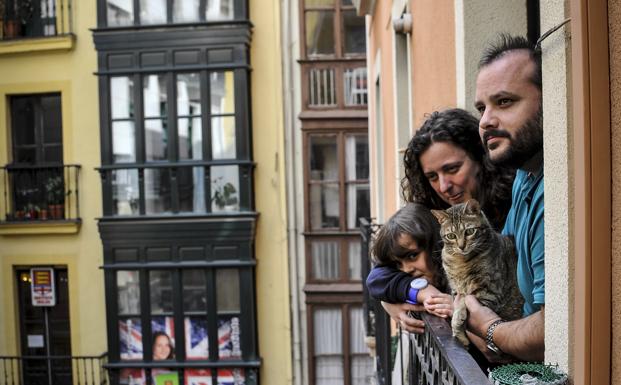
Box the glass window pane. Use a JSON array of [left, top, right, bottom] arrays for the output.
[[218, 316, 241, 359], [173, 0, 200, 22], [206, 0, 234, 20], [346, 184, 369, 229], [185, 317, 209, 359], [210, 72, 235, 115], [311, 240, 340, 279], [139, 0, 167, 24], [211, 116, 236, 159], [183, 270, 207, 312], [310, 184, 340, 229], [179, 117, 203, 160], [345, 135, 369, 180], [349, 307, 366, 353], [216, 269, 240, 312], [112, 169, 139, 215], [111, 77, 134, 119], [178, 166, 206, 213], [350, 356, 374, 385], [41, 95, 62, 143], [11, 97, 35, 146], [211, 165, 239, 212], [112, 121, 136, 163], [151, 316, 175, 360], [341, 0, 353, 5], [344, 67, 368, 106], [348, 240, 361, 280], [150, 271, 173, 314], [43, 145, 63, 163], [107, 0, 134, 26], [310, 136, 338, 180], [306, 11, 335, 56], [117, 271, 140, 315], [119, 318, 143, 360], [305, 0, 334, 7], [342, 10, 365, 54], [143, 75, 167, 118], [145, 119, 168, 161], [177, 73, 201, 115], [313, 308, 342, 354], [145, 168, 172, 214]]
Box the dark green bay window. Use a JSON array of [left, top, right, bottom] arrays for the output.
[[94, 4, 257, 384]]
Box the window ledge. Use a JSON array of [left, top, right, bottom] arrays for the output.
[[0, 34, 75, 56], [0, 219, 81, 235]]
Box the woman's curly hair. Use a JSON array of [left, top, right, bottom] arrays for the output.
[[401, 108, 515, 230]]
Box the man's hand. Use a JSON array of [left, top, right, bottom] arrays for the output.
[[463, 295, 500, 338], [381, 301, 425, 334]]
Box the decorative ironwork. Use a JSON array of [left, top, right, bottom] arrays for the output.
[[0, 353, 108, 385], [0, 164, 81, 223]]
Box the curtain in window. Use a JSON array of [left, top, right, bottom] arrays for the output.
[[314, 308, 343, 385], [311, 241, 339, 279], [350, 307, 374, 385], [345, 136, 358, 229], [348, 241, 361, 280]]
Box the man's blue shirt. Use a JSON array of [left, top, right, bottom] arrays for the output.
[[502, 169, 545, 316]]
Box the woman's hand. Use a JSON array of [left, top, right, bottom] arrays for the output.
[[423, 293, 454, 318], [381, 301, 426, 334]]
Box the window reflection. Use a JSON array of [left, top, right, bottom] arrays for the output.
[[183, 270, 207, 312], [310, 136, 339, 180], [173, 0, 200, 22], [117, 271, 140, 315], [210, 72, 235, 115], [206, 0, 234, 21], [150, 271, 173, 314], [140, 0, 167, 24], [144, 75, 168, 162], [306, 11, 335, 56], [178, 167, 206, 213], [212, 116, 236, 159], [342, 10, 365, 54], [112, 169, 139, 215], [145, 168, 172, 214], [211, 166, 239, 212], [310, 184, 340, 229], [111, 77, 136, 163], [107, 0, 134, 26], [177, 73, 202, 160]]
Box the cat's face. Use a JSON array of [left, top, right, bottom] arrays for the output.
[[431, 199, 488, 256]]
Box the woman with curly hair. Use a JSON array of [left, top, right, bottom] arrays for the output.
[[401, 108, 514, 230]]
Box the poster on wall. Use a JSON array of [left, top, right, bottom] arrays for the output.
[[30, 268, 56, 306], [120, 369, 146, 385], [218, 317, 241, 359], [185, 318, 208, 359], [120, 318, 143, 360], [185, 369, 212, 385], [216, 369, 244, 385], [154, 371, 179, 385]]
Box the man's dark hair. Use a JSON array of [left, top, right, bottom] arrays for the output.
[[401, 108, 514, 230], [479, 33, 542, 90]]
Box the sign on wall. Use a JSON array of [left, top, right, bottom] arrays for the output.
[[31, 268, 56, 306]]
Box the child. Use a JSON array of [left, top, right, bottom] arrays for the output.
[[366, 203, 453, 332]]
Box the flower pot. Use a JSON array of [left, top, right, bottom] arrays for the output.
[[50, 204, 64, 220], [39, 209, 48, 220], [3, 20, 22, 39]]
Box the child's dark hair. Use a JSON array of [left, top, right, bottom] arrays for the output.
[[371, 203, 447, 291]]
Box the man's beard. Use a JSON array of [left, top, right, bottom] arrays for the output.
[[487, 108, 543, 169]]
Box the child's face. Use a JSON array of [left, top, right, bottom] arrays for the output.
[[396, 233, 434, 282]]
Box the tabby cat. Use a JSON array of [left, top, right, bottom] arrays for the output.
[[432, 199, 523, 347]]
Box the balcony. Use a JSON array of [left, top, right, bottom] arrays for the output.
[[0, 164, 81, 234], [360, 219, 489, 385], [0, 0, 74, 54], [0, 353, 108, 385], [300, 59, 368, 118]]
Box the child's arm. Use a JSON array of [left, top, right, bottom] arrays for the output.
[[423, 292, 454, 318], [366, 265, 413, 303]]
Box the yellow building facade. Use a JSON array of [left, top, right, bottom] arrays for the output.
[[0, 1, 292, 384]]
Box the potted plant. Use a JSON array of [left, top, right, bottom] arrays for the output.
[[45, 175, 65, 219], [211, 179, 238, 211], [1, 0, 34, 38]]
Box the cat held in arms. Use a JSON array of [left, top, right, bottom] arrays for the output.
[[432, 199, 523, 347]]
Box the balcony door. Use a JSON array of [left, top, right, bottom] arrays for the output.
[[16, 267, 72, 385]]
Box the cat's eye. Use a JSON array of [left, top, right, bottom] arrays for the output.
[[465, 228, 477, 236], [445, 233, 457, 240]]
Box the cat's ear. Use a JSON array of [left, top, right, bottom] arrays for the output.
[[431, 209, 449, 225], [463, 199, 480, 214]]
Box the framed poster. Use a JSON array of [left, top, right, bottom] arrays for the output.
[[185, 317, 208, 359], [119, 318, 143, 360], [185, 369, 212, 385]]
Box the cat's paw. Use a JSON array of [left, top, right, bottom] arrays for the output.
[[453, 331, 470, 347]]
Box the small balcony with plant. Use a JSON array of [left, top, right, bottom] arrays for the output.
[[0, 0, 74, 54], [0, 164, 81, 234]]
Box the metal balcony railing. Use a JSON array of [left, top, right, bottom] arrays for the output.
[[302, 60, 368, 110], [0, 164, 81, 223], [1, 0, 73, 41], [0, 353, 108, 385], [360, 219, 489, 385]]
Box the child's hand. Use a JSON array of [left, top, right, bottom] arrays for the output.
[[423, 293, 454, 318]]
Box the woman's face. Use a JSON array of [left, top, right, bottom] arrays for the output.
[[396, 233, 434, 282], [418, 141, 480, 206], [153, 335, 172, 360]]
